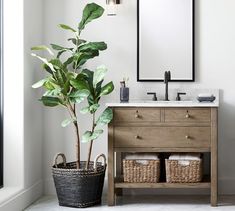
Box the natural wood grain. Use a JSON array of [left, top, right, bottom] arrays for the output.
[[113, 122, 211, 127], [114, 147, 211, 153], [160, 109, 165, 122], [114, 108, 161, 123], [108, 120, 115, 206], [115, 181, 210, 189], [165, 108, 211, 123], [115, 152, 123, 196], [211, 108, 218, 206], [107, 106, 217, 207], [114, 127, 211, 148]]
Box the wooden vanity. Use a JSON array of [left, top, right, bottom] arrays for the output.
[[107, 103, 218, 206]]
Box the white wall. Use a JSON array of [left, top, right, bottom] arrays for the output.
[[42, 0, 235, 194], [0, 0, 44, 210], [24, 0, 44, 190]]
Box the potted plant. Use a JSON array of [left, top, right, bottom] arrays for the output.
[[31, 3, 114, 208]]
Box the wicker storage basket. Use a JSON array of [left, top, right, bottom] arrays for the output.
[[165, 158, 203, 183], [52, 153, 106, 208], [123, 159, 160, 183]]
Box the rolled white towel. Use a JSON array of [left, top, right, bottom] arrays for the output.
[[169, 153, 201, 161], [198, 93, 214, 98], [125, 153, 159, 160]]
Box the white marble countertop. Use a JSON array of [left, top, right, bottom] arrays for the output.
[[106, 100, 219, 107]]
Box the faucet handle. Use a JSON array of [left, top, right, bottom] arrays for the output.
[[176, 92, 186, 101], [147, 92, 157, 101]]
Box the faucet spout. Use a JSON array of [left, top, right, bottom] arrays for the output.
[[164, 71, 171, 101]]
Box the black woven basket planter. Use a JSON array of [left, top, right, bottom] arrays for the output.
[[52, 153, 106, 208]]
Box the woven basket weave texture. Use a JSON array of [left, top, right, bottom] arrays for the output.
[[165, 159, 202, 183], [123, 159, 160, 183]]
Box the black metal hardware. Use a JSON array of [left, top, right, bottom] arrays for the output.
[[147, 92, 157, 101], [176, 92, 186, 101], [164, 71, 171, 101]]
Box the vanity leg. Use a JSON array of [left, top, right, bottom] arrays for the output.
[[211, 108, 218, 207], [115, 152, 123, 196], [108, 123, 115, 206]]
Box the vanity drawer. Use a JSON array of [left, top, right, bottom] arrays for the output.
[[114, 127, 210, 148], [113, 108, 161, 122], [164, 108, 211, 122]]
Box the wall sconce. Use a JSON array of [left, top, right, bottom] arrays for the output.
[[106, 0, 120, 16]]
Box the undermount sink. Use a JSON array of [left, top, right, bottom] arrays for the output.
[[143, 100, 193, 103]]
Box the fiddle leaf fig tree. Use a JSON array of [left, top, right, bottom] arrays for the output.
[[31, 3, 113, 169]]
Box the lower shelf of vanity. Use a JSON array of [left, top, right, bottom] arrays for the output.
[[114, 176, 211, 189]]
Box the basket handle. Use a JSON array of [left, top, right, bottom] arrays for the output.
[[53, 153, 66, 168], [94, 153, 106, 172]]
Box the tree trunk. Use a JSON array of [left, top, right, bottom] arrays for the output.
[[73, 122, 80, 169], [86, 113, 95, 169], [86, 140, 93, 169], [68, 103, 80, 169]]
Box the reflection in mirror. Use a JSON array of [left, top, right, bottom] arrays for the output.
[[137, 0, 194, 82]]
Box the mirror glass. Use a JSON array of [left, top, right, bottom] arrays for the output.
[[138, 0, 194, 81]]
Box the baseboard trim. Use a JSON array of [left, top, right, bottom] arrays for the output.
[[0, 180, 43, 211]]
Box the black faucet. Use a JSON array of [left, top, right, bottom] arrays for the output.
[[164, 71, 171, 101], [176, 92, 186, 101], [147, 92, 157, 101]]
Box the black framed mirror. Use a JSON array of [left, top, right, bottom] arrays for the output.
[[137, 0, 195, 82]]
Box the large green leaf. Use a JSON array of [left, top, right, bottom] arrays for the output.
[[94, 79, 103, 101], [39, 96, 61, 107], [31, 45, 54, 56], [64, 56, 74, 67], [68, 38, 86, 46], [43, 81, 55, 90], [49, 59, 64, 70], [96, 108, 113, 126], [73, 51, 99, 68], [93, 65, 108, 87], [79, 42, 107, 52], [81, 129, 103, 143], [89, 104, 100, 113], [58, 24, 77, 32], [99, 82, 114, 97], [69, 89, 90, 98], [87, 95, 95, 106], [70, 78, 89, 91], [79, 3, 104, 31], [50, 44, 73, 57], [57, 50, 67, 58], [31, 53, 56, 72], [32, 78, 48, 89], [69, 89, 90, 103], [50, 44, 65, 51], [43, 64, 53, 74], [81, 131, 92, 143], [80, 104, 100, 114], [61, 80, 70, 95], [43, 87, 61, 96], [90, 129, 103, 140]]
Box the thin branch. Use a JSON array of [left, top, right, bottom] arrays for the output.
[[86, 112, 96, 169]]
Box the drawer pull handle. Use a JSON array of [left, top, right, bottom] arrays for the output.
[[185, 135, 190, 139], [135, 135, 141, 139], [185, 114, 190, 118]]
